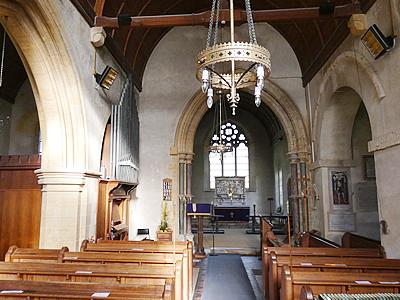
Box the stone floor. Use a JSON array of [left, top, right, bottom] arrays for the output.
[[203, 227, 260, 255], [192, 224, 264, 300]]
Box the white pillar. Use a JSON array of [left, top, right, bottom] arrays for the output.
[[36, 169, 101, 251]]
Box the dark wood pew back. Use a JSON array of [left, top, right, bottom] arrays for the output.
[[300, 232, 340, 248], [342, 232, 383, 250]]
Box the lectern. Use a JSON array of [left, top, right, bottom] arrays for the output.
[[187, 203, 212, 258]]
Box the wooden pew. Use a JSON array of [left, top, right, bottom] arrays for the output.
[[281, 265, 400, 300], [4, 246, 69, 263], [0, 279, 172, 299], [300, 285, 400, 300], [0, 262, 177, 299], [261, 218, 282, 247], [299, 232, 340, 248], [342, 232, 383, 249], [268, 252, 400, 300], [81, 239, 190, 254], [64, 251, 190, 300], [81, 239, 193, 299], [5, 247, 189, 300], [262, 246, 384, 298]]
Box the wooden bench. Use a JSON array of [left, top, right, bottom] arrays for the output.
[[0, 261, 178, 299], [262, 246, 384, 298], [81, 239, 190, 254], [300, 232, 340, 248], [5, 247, 190, 300], [281, 265, 400, 300], [4, 246, 69, 263], [81, 239, 193, 299], [268, 252, 400, 300], [300, 285, 400, 300], [0, 279, 172, 299]]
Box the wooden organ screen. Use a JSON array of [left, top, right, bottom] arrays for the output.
[[0, 155, 42, 260]]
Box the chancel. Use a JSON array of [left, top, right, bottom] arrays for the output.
[[1, 0, 400, 299]]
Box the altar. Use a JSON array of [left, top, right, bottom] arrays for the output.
[[213, 176, 249, 221], [214, 206, 250, 221]]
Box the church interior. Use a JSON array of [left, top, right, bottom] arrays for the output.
[[0, 0, 400, 299]]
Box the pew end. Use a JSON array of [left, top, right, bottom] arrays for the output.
[[300, 286, 314, 300], [4, 245, 17, 262]]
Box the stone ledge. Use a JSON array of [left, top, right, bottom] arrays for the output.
[[368, 130, 400, 152]]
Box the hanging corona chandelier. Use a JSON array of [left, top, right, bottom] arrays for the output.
[[196, 0, 271, 115]]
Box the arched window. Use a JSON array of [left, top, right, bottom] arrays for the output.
[[209, 122, 249, 189]]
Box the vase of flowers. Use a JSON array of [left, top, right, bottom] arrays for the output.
[[156, 200, 172, 241]]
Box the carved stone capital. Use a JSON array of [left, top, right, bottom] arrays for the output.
[[35, 169, 101, 192], [287, 152, 300, 164]]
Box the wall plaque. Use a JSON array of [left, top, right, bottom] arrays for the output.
[[328, 212, 355, 232]]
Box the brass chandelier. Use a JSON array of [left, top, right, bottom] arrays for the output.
[[196, 0, 271, 115]]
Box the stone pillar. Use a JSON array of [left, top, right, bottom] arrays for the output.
[[178, 154, 186, 235], [298, 152, 310, 232], [288, 152, 300, 243], [185, 153, 194, 237], [35, 169, 101, 251]]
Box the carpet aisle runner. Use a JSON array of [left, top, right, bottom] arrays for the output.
[[202, 254, 256, 300]]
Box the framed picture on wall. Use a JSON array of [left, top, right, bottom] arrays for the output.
[[364, 155, 376, 179], [331, 171, 349, 205]]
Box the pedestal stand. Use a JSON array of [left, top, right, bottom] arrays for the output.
[[194, 216, 206, 259]]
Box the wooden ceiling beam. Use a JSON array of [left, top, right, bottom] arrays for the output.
[[94, 0, 106, 16], [94, 3, 361, 28]]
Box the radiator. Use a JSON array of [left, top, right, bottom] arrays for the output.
[[319, 294, 400, 300]]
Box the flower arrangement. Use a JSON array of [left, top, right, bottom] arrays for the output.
[[159, 200, 169, 232]]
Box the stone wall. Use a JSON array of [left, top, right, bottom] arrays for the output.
[[309, 0, 400, 257]]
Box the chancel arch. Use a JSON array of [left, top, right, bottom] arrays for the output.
[[174, 80, 309, 237]]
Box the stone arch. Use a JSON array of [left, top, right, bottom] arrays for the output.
[[0, 0, 87, 171], [174, 79, 309, 156], [313, 50, 385, 159]]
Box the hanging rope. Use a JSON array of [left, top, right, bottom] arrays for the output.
[[0, 28, 6, 87]]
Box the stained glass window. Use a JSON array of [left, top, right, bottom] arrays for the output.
[[209, 122, 249, 189]]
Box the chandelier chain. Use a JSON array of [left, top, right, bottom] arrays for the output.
[[206, 0, 218, 48], [245, 0, 257, 44], [213, 0, 221, 47], [0, 29, 6, 87]]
